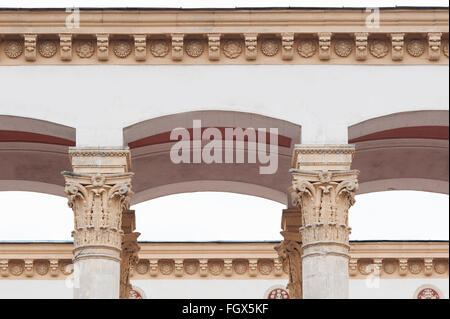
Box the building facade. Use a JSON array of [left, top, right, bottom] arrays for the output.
[[0, 7, 448, 299]]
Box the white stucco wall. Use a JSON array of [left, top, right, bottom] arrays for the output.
[[0, 65, 448, 146], [0, 278, 448, 299]]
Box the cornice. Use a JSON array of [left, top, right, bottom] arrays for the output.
[[0, 241, 448, 280], [0, 9, 448, 65]]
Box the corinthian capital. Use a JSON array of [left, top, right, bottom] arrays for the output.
[[291, 170, 359, 249], [63, 172, 134, 255]]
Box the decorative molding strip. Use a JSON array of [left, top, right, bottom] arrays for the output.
[[0, 242, 447, 280], [0, 9, 448, 65]]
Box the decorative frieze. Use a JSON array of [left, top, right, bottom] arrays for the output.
[[0, 255, 447, 279], [1, 31, 447, 64]]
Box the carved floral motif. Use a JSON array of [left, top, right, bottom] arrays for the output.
[[4, 40, 23, 58], [261, 38, 279, 57], [234, 260, 248, 275], [209, 260, 224, 275], [223, 39, 242, 59], [409, 260, 423, 274], [113, 41, 132, 58], [38, 40, 57, 58], [159, 260, 174, 275], [184, 260, 199, 275], [334, 39, 353, 57], [370, 39, 389, 58], [407, 39, 426, 57], [150, 39, 169, 57], [9, 261, 24, 276], [383, 260, 397, 274], [35, 261, 49, 276], [76, 41, 95, 58], [434, 260, 448, 274], [258, 260, 274, 275], [185, 40, 204, 57], [136, 260, 149, 274], [297, 39, 316, 58]]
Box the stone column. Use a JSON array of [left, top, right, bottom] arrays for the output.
[[275, 204, 303, 299], [290, 145, 359, 299], [120, 210, 140, 299], [62, 148, 134, 299]]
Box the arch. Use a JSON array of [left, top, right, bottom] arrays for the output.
[[350, 111, 449, 194], [0, 115, 75, 196], [124, 110, 302, 204]]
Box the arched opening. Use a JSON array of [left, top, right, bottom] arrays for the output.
[[350, 110, 449, 194], [0, 115, 75, 197], [124, 110, 302, 205]]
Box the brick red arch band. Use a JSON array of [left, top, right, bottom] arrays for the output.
[[0, 130, 75, 146], [349, 126, 449, 143]]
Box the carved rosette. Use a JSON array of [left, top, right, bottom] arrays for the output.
[[275, 240, 302, 299], [407, 39, 426, 57], [261, 38, 279, 57], [113, 40, 132, 59], [38, 40, 57, 58], [334, 39, 353, 57], [4, 40, 24, 59], [223, 39, 242, 59], [370, 39, 389, 58], [150, 39, 169, 57], [63, 172, 134, 256], [185, 39, 204, 58], [76, 40, 95, 58], [297, 39, 316, 58], [292, 170, 359, 249]]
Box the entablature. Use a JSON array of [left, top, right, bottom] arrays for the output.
[[0, 9, 448, 65]]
